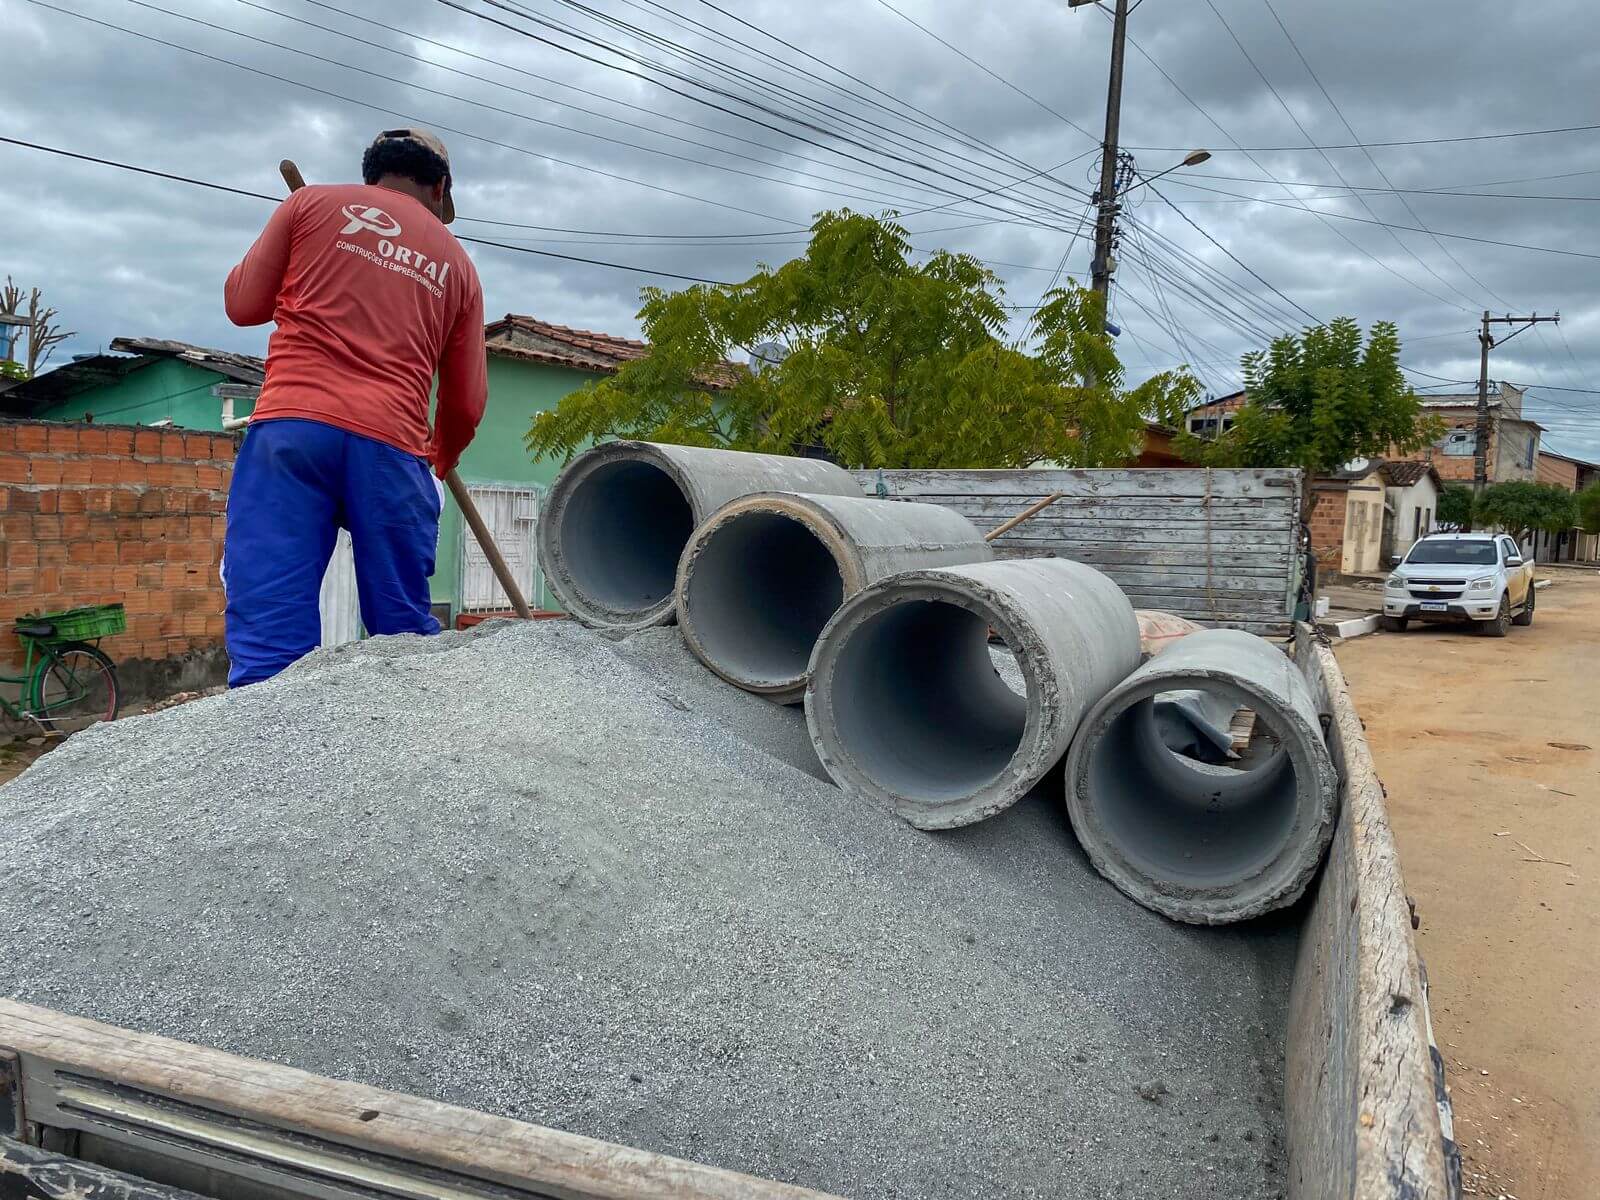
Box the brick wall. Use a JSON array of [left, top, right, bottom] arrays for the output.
[[0, 419, 234, 687], [1308, 484, 1347, 569]]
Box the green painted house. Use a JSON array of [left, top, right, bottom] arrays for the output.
[[0, 317, 662, 625]]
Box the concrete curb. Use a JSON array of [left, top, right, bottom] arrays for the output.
[[1316, 613, 1380, 640], [1534, 578, 1553, 590]]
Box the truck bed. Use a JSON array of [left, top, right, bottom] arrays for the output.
[[0, 630, 1453, 1200]]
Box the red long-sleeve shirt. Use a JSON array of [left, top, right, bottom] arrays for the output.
[[225, 184, 487, 476]]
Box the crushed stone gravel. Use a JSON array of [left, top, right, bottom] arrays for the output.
[[0, 618, 1296, 1198]]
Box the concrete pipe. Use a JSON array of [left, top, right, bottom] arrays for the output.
[[805, 558, 1142, 830], [537, 442, 860, 631], [677, 492, 992, 704], [1063, 628, 1338, 925]]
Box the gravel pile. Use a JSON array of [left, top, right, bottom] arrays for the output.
[[0, 619, 1295, 1198]]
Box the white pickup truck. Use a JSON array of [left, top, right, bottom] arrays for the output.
[[1381, 531, 1536, 636]]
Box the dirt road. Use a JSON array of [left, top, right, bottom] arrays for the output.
[[1338, 571, 1599, 1200]]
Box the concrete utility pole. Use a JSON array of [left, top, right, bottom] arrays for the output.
[[1086, 0, 1130, 298], [1474, 310, 1560, 490]]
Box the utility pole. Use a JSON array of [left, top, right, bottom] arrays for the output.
[[1086, 0, 1129, 298], [1474, 310, 1560, 490]]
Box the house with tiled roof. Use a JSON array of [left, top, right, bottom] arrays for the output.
[[3, 315, 739, 632]]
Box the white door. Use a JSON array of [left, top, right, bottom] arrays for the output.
[[319, 529, 362, 647], [459, 484, 543, 613]]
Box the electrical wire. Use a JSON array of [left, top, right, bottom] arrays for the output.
[[1260, 0, 1515, 311], [867, 0, 1102, 145], [452, 0, 1086, 231], [1203, 0, 1480, 313], [1125, 123, 1600, 152], [127, 0, 991, 221], [0, 136, 731, 283], [24, 0, 795, 226], [682, 0, 1098, 207], [538, 0, 1097, 224], [1112, 12, 1477, 315], [225, 0, 1063, 224]]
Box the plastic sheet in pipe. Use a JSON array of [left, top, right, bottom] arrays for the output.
[[536, 441, 860, 631], [676, 491, 992, 704], [1063, 627, 1338, 925], [805, 558, 1142, 830]]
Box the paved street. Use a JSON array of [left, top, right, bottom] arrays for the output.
[[1338, 570, 1600, 1200]]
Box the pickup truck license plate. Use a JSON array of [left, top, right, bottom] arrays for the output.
[[1420, 600, 1449, 612]]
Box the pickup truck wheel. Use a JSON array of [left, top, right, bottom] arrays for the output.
[[1379, 615, 1408, 632], [1479, 596, 1511, 637], [1513, 585, 1535, 626]]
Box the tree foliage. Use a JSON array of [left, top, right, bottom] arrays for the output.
[[1473, 480, 1578, 546], [1578, 481, 1600, 535], [1173, 318, 1442, 512], [1435, 483, 1475, 530], [1, 277, 75, 375], [526, 211, 1199, 469]]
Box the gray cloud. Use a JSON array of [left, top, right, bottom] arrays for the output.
[[5, 0, 1598, 457]]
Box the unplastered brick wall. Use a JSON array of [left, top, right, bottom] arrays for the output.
[[0, 419, 235, 677], [1307, 485, 1347, 569]]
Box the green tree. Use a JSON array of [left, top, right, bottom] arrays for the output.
[[1436, 483, 1475, 530], [1174, 318, 1442, 514], [1577, 481, 1600, 535], [1474, 480, 1578, 548], [526, 211, 1199, 469]]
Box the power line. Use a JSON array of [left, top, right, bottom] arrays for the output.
[[1258, 0, 1512, 311], [0, 136, 731, 283], [131, 0, 987, 221], [530, 0, 1092, 224], [1148, 175, 1600, 263], [682, 0, 1097, 208], [1125, 122, 1600, 152], [24, 0, 794, 225], [1139, 184, 1320, 324], [1202, 0, 1478, 313], [455, 0, 1086, 231], [228, 0, 1047, 224], [1176, 175, 1600, 203], [867, 0, 1101, 144], [1108, 14, 1470, 316]]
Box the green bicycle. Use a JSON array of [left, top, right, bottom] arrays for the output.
[[2, 603, 123, 736]]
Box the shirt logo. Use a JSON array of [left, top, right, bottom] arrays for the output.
[[339, 204, 402, 237]]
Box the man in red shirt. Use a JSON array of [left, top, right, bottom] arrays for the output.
[[223, 129, 487, 686]]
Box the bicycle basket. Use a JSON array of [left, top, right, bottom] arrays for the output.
[[20, 603, 127, 643]]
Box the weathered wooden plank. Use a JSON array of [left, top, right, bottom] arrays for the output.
[[1116, 591, 1288, 611], [854, 467, 1302, 499], [857, 468, 1298, 634], [947, 510, 1295, 532], [990, 547, 1290, 571], [1084, 571, 1288, 594], [989, 525, 1291, 547], [898, 496, 1291, 518], [1284, 632, 1452, 1200], [0, 1001, 839, 1200]]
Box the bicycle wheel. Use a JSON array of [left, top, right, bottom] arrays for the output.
[[30, 641, 119, 735]]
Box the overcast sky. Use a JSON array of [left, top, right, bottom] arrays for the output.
[[5, 0, 1600, 458]]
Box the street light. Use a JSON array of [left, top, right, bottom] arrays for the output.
[[1118, 149, 1210, 197]]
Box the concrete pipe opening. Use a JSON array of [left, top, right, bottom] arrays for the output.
[[807, 560, 1142, 830], [1064, 629, 1337, 924], [827, 599, 1028, 802], [677, 492, 990, 703], [680, 509, 846, 699], [555, 458, 694, 625], [539, 442, 862, 630]]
